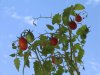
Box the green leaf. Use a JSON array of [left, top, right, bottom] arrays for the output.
[[81, 39, 86, 44], [34, 61, 44, 75], [74, 4, 85, 10], [72, 35, 78, 42], [12, 43, 17, 49], [70, 10, 76, 16], [77, 48, 84, 63], [59, 34, 68, 44], [43, 60, 52, 73], [55, 65, 64, 75], [17, 50, 23, 57], [63, 6, 73, 17], [42, 45, 54, 56], [10, 53, 16, 57], [12, 46, 17, 49], [32, 40, 41, 50], [62, 6, 73, 25], [58, 26, 68, 33], [12, 43, 15, 46], [73, 43, 81, 50], [62, 44, 68, 51], [74, 43, 84, 63], [80, 34, 86, 39], [46, 24, 54, 30], [14, 58, 20, 71], [76, 25, 88, 35], [40, 34, 47, 41], [24, 52, 30, 68], [52, 13, 61, 25]]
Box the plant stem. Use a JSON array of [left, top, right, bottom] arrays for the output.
[[22, 63, 25, 75], [65, 52, 80, 75], [68, 28, 73, 61], [34, 50, 46, 75]]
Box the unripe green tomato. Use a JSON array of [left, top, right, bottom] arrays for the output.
[[26, 31, 34, 43]]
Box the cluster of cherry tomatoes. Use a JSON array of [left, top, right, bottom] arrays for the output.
[[18, 30, 34, 50], [19, 32, 58, 50], [69, 14, 82, 30]]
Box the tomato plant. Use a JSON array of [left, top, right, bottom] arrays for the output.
[[10, 3, 89, 75]]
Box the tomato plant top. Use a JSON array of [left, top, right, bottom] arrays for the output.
[[10, 3, 89, 75]]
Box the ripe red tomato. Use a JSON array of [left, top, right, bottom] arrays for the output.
[[19, 36, 28, 50], [75, 14, 82, 22], [50, 37, 58, 46], [69, 21, 77, 30]]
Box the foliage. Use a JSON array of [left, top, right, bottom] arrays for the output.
[[10, 3, 89, 75]]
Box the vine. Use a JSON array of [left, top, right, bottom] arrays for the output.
[[10, 4, 89, 75]]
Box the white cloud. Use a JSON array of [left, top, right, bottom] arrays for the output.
[[90, 61, 100, 71], [11, 12, 21, 19], [86, 0, 100, 5], [4, 6, 37, 25], [11, 12, 36, 25]]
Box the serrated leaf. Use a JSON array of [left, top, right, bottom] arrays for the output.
[[74, 4, 85, 10], [12, 43, 17, 49], [77, 48, 84, 63], [34, 61, 44, 75], [76, 25, 88, 35], [73, 43, 81, 50], [43, 60, 52, 73], [10, 53, 16, 57], [62, 6, 73, 25], [63, 6, 73, 17], [24, 52, 30, 68], [40, 34, 47, 41], [70, 10, 76, 16], [32, 40, 41, 50], [14, 58, 20, 71], [12, 46, 17, 49], [46, 24, 54, 30], [55, 65, 64, 75], [72, 35, 78, 42], [80, 34, 86, 39], [18, 50, 23, 57], [52, 13, 61, 25], [81, 39, 86, 44], [62, 44, 68, 51], [59, 26, 68, 33], [12, 43, 15, 46], [42, 45, 54, 56]]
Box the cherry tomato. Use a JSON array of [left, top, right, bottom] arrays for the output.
[[19, 36, 28, 50], [50, 37, 58, 46], [26, 31, 34, 43]]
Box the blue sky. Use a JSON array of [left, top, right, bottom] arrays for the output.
[[0, 0, 100, 75]]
